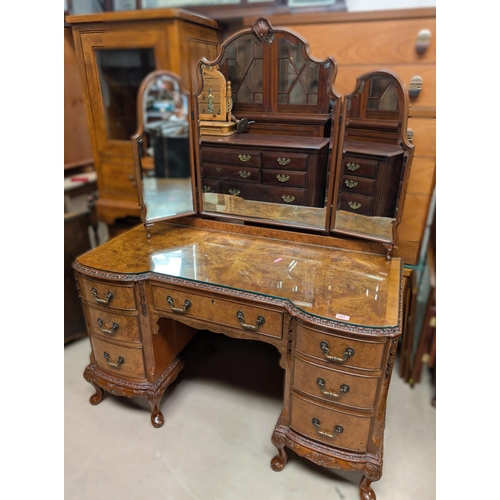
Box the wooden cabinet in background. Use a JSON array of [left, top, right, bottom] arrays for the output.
[[66, 9, 221, 226]]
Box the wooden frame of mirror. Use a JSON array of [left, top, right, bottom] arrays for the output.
[[131, 70, 198, 238], [330, 70, 414, 253], [131, 19, 415, 258], [192, 17, 341, 234]]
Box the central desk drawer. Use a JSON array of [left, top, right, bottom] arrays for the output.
[[151, 286, 283, 339]]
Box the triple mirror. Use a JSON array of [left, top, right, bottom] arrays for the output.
[[132, 18, 414, 251]]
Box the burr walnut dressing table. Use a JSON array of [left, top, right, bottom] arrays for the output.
[[74, 18, 414, 500]]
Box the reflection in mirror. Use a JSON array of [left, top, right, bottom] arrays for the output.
[[331, 71, 414, 252], [194, 18, 340, 232], [132, 70, 196, 237]]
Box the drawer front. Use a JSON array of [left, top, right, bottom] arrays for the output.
[[220, 180, 305, 205], [290, 393, 372, 452], [78, 277, 136, 311], [295, 325, 385, 371], [262, 169, 307, 188], [202, 147, 261, 167], [340, 175, 375, 197], [151, 286, 283, 339], [84, 304, 141, 344], [202, 163, 262, 183], [342, 157, 378, 178], [338, 192, 373, 216], [293, 356, 379, 410], [262, 152, 309, 171], [91, 336, 146, 380], [201, 177, 220, 194]]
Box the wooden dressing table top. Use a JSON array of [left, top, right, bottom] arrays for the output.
[[76, 220, 402, 330]]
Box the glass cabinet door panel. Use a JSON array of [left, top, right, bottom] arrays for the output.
[[96, 48, 155, 141]]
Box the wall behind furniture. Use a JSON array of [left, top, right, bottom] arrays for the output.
[[66, 0, 436, 15]]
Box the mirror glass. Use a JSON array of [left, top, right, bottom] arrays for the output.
[[331, 71, 414, 245], [195, 20, 340, 232], [132, 71, 196, 230]]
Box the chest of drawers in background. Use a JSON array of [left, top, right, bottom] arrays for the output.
[[246, 7, 436, 266], [200, 134, 330, 208]]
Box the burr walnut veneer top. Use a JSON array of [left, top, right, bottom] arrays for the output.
[[76, 222, 401, 329]]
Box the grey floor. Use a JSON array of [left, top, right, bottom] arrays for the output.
[[65, 330, 436, 500]]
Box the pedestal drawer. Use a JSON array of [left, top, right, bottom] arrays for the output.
[[84, 304, 141, 344], [78, 277, 136, 311], [290, 392, 372, 452], [293, 355, 379, 410], [91, 336, 146, 380], [295, 325, 385, 372]]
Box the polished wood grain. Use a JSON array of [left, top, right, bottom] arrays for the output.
[[74, 218, 403, 498]]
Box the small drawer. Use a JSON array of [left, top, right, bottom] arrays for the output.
[[262, 152, 309, 171], [293, 355, 379, 410], [151, 286, 283, 339], [338, 192, 373, 216], [220, 181, 305, 206], [84, 304, 141, 344], [202, 163, 261, 183], [78, 277, 136, 311], [262, 169, 306, 188], [290, 393, 372, 452], [202, 147, 261, 167], [342, 156, 378, 178], [295, 324, 385, 372], [91, 336, 146, 380], [201, 177, 220, 194], [340, 175, 375, 197]]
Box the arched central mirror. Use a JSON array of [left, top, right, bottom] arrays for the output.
[[194, 18, 341, 232], [331, 71, 414, 247], [132, 70, 196, 237]]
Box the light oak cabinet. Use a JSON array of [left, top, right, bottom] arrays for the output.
[[66, 9, 220, 225]]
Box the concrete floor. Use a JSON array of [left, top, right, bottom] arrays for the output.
[[65, 331, 436, 500]]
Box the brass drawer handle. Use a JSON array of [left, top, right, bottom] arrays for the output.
[[97, 318, 119, 335], [346, 162, 360, 171], [277, 174, 290, 182], [319, 342, 354, 363], [348, 201, 361, 210], [229, 188, 241, 196], [236, 311, 265, 331], [312, 418, 343, 439], [103, 352, 124, 367], [316, 378, 350, 399], [282, 195, 295, 203], [238, 154, 251, 162], [166, 295, 191, 314], [277, 157, 291, 166], [91, 287, 114, 305], [239, 170, 251, 178], [344, 179, 358, 188], [203, 185, 211, 193]]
